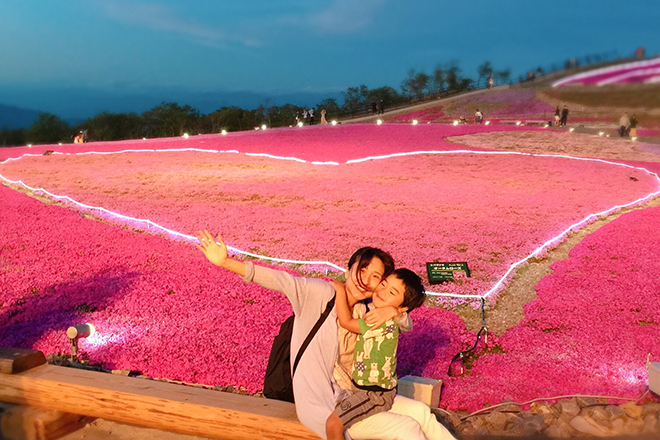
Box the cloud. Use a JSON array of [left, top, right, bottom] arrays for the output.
[[306, 0, 386, 34], [91, 1, 261, 48]]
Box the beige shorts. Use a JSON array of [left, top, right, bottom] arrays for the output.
[[335, 388, 396, 428]]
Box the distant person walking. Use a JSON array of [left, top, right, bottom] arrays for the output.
[[378, 100, 385, 114], [309, 108, 315, 125], [554, 106, 561, 126], [303, 109, 309, 125], [487, 75, 494, 89], [371, 101, 378, 115], [629, 114, 638, 139], [320, 109, 328, 125], [560, 105, 569, 127], [618, 112, 631, 137]]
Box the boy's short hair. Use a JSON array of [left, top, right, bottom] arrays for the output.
[[392, 268, 426, 312]]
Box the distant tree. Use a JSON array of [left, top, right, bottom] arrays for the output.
[[0, 127, 27, 147], [142, 102, 201, 138], [432, 65, 446, 93], [342, 85, 369, 114], [265, 103, 303, 127], [400, 70, 429, 100], [367, 86, 402, 109], [477, 61, 493, 87], [445, 61, 462, 91], [83, 111, 143, 141], [209, 106, 261, 132], [26, 113, 70, 144], [495, 68, 511, 85]]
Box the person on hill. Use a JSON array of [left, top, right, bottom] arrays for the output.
[[560, 105, 569, 127], [320, 109, 328, 125], [629, 114, 638, 139], [326, 270, 440, 440], [618, 112, 631, 137], [554, 106, 561, 126], [309, 108, 315, 125], [474, 109, 483, 124], [487, 75, 494, 90], [196, 231, 456, 440]]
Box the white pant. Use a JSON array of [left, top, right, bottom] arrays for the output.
[[347, 395, 456, 440]]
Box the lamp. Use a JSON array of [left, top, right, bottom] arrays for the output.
[[67, 323, 95, 360]]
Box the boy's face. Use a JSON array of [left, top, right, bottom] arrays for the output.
[[372, 274, 407, 311], [345, 257, 386, 301]]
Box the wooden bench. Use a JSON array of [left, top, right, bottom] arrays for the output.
[[0, 349, 318, 440]]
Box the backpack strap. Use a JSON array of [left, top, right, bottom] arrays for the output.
[[292, 295, 336, 377]]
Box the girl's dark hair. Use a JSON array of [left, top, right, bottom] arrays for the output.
[[392, 268, 426, 312], [347, 247, 395, 291]]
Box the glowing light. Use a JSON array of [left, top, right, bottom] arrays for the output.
[[412, 120, 418, 125], [485, 121, 490, 125], [261, 124, 267, 130], [58, 143, 62, 146], [183, 133, 189, 139], [376, 119, 383, 125], [569, 128, 575, 132], [632, 137, 637, 141], [331, 120, 338, 126], [297, 122, 304, 128], [544, 124, 549, 128], [221, 130, 227, 135], [143, 137, 147, 140], [453, 120, 459, 126], [515, 121, 521, 126], [599, 132, 604, 136], [67, 323, 95, 339], [27, 144, 32, 147]]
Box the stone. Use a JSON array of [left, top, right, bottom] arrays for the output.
[[623, 417, 645, 433], [621, 401, 644, 419], [483, 410, 508, 429], [473, 427, 489, 436], [523, 414, 547, 435], [610, 418, 626, 436], [576, 396, 597, 408], [569, 415, 612, 437], [558, 398, 580, 418], [643, 414, 659, 433], [111, 368, 131, 376], [529, 402, 553, 415], [544, 418, 573, 438], [469, 416, 484, 431], [642, 402, 660, 417], [589, 406, 609, 425], [498, 402, 522, 412], [605, 404, 626, 420]]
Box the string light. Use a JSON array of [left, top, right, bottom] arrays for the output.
[[2, 146, 658, 301]]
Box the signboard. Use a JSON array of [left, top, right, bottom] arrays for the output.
[[426, 262, 471, 284]]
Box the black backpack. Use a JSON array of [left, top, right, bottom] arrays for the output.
[[263, 296, 336, 403]]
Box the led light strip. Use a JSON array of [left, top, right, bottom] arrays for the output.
[[1, 146, 659, 300]]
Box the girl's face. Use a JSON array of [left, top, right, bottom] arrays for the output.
[[345, 257, 386, 301]]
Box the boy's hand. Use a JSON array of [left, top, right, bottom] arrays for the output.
[[365, 306, 402, 328], [196, 230, 228, 267]]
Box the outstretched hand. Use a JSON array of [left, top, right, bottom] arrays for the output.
[[196, 230, 228, 267]]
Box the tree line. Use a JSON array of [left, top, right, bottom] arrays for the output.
[[0, 60, 510, 147]]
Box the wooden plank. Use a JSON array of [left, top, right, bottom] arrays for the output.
[[0, 364, 319, 440], [1, 405, 94, 440], [0, 348, 46, 374]]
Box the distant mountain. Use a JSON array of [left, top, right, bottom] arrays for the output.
[[0, 104, 40, 129], [0, 85, 343, 123]]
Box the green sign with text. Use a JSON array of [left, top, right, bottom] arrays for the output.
[[426, 262, 471, 284]]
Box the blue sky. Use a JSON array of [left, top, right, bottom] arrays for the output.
[[1, 0, 658, 117]]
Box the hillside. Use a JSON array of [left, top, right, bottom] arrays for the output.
[[0, 103, 40, 129]]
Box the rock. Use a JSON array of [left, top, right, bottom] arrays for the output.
[[111, 368, 131, 376], [610, 418, 626, 436], [642, 402, 660, 418], [621, 401, 644, 419], [498, 402, 522, 412], [589, 406, 609, 425], [473, 427, 489, 436], [623, 417, 644, 433], [544, 418, 573, 438], [576, 396, 597, 408], [523, 414, 548, 435], [569, 415, 612, 437], [605, 404, 626, 420], [643, 414, 659, 433], [529, 402, 553, 415], [483, 410, 508, 430], [469, 416, 484, 431], [558, 398, 581, 418]]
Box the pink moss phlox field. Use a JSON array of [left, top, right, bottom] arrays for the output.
[[0, 184, 294, 392], [435, 205, 660, 411], [2, 126, 657, 297], [394, 109, 446, 122]]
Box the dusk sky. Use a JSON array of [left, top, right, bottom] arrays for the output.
[[2, 0, 658, 118]]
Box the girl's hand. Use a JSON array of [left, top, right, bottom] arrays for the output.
[[365, 306, 401, 328], [196, 230, 228, 267]]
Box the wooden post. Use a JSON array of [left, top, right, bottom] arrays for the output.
[[0, 348, 46, 375], [1, 405, 93, 440]]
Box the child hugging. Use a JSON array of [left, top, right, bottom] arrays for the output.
[[326, 269, 426, 440]]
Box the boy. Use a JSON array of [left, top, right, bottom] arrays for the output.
[[326, 269, 426, 440]]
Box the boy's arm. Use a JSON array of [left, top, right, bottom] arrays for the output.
[[330, 280, 361, 334]]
